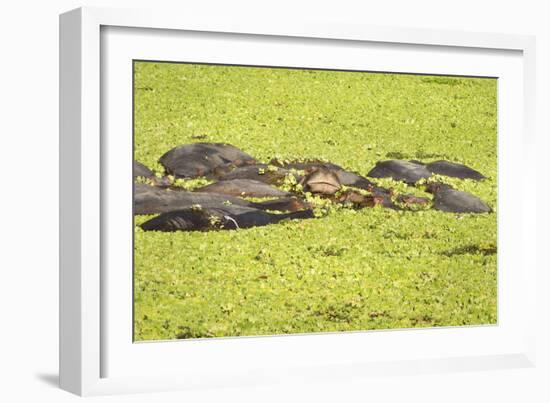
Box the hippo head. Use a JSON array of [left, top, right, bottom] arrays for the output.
[[425, 182, 453, 194], [301, 168, 341, 195]]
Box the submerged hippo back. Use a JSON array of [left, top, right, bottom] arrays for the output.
[[159, 143, 256, 178]]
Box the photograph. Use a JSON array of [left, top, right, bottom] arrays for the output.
[[132, 61, 497, 342]]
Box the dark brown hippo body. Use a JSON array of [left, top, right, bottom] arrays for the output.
[[426, 183, 491, 213], [367, 160, 432, 184], [425, 160, 486, 180], [335, 188, 429, 211], [336, 190, 394, 209], [195, 179, 291, 198], [295, 167, 402, 209], [141, 205, 315, 232], [396, 194, 431, 207], [159, 143, 256, 178]]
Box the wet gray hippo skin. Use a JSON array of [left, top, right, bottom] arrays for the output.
[[367, 160, 432, 184], [135, 183, 307, 215], [426, 183, 491, 213], [270, 160, 344, 172], [425, 160, 486, 180], [134, 160, 154, 178], [134, 160, 172, 187], [253, 197, 311, 212], [215, 164, 293, 185], [195, 179, 292, 198], [159, 142, 256, 178], [134, 183, 259, 215], [140, 205, 315, 232], [333, 170, 375, 190]]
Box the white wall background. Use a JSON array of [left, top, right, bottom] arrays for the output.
[[1, 1, 548, 402]]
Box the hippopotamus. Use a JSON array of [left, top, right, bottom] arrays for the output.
[[195, 179, 291, 198], [134, 160, 154, 178], [270, 159, 343, 172], [336, 190, 394, 209], [300, 168, 341, 195], [254, 197, 312, 212], [134, 183, 259, 215], [425, 160, 486, 180], [159, 143, 256, 178], [140, 205, 315, 232], [425, 182, 491, 213], [334, 187, 430, 211], [215, 164, 292, 185], [367, 160, 432, 184], [271, 159, 375, 190], [294, 167, 402, 208], [134, 160, 172, 187], [135, 183, 310, 215], [333, 170, 375, 190], [395, 194, 431, 208]]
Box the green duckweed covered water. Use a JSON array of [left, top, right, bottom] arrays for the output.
[[133, 62, 497, 341]]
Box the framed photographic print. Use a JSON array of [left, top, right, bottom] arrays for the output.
[[60, 7, 537, 396]]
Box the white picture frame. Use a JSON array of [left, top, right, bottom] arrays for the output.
[[59, 6, 537, 396]]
